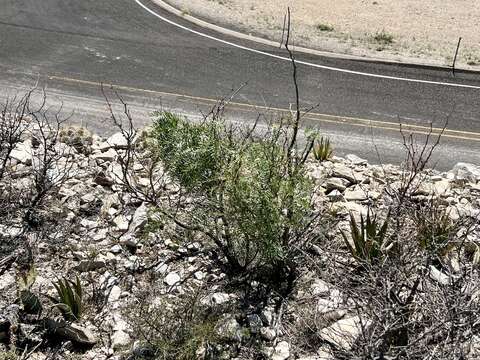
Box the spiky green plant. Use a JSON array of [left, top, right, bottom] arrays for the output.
[[342, 209, 391, 264], [313, 136, 333, 162], [52, 277, 83, 321]]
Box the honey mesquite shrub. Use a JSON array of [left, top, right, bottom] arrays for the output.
[[150, 112, 315, 282], [151, 111, 229, 192], [223, 141, 312, 271]]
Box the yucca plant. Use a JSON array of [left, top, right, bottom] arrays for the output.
[[51, 277, 83, 321], [17, 265, 42, 314], [342, 209, 391, 264], [313, 136, 333, 162]]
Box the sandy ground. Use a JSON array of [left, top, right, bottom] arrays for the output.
[[165, 0, 480, 68]]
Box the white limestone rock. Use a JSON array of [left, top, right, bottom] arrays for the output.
[[319, 316, 370, 351], [106, 132, 129, 149], [449, 163, 480, 183], [164, 272, 181, 286]]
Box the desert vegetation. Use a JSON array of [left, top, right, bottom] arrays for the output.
[[1, 87, 480, 360], [1, 17, 480, 360]]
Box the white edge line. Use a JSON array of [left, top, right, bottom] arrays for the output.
[[135, 0, 480, 90]]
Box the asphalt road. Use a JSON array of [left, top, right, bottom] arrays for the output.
[[0, 0, 479, 169]]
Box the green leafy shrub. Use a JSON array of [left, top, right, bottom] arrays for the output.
[[222, 140, 313, 269], [342, 209, 391, 264], [51, 277, 83, 321], [312, 136, 333, 162], [149, 112, 315, 280], [151, 112, 229, 192]]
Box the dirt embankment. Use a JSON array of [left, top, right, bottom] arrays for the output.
[[166, 0, 480, 68]]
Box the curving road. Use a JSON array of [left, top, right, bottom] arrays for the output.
[[0, 0, 479, 168]]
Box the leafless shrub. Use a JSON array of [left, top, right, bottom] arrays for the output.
[[101, 84, 168, 206], [0, 91, 32, 181], [0, 88, 74, 264], [126, 287, 224, 360], [298, 125, 480, 359]]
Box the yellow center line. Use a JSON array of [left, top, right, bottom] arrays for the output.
[[48, 75, 480, 142]]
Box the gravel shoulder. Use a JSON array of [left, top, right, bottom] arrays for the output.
[[164, 0, 480, 69]]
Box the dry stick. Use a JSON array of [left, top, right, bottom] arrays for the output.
[[280, 13, 287, 48], [280, 8, 297, 250], [284, 7, 301, 156], [202, 82, 248, 121], [0, 254, 16, 276], [452, 37, 462, 76]]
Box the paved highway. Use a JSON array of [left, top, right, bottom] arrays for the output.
[[0, 0, 479, 168]]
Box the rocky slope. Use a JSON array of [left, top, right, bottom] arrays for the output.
[[1, 127, 479, 359]]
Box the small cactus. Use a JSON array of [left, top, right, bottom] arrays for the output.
[[17, 265, 42, 314], [59, 126, 93, 154]]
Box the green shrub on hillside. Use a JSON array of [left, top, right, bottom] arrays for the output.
[[149, 112, 316, 280], [151, 112, 229, 192], [222, 140, 312, 268]]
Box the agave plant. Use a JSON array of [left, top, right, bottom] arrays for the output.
[[342, 209, 391, 264], [17, 265, 42, 314], [313, 136, 333, 162], [52, 277, 83, 321]]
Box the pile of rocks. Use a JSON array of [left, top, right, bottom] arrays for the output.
[[0, 127, 479, 359], [308, 154, 480, 220]]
